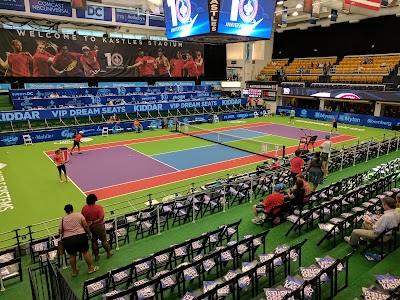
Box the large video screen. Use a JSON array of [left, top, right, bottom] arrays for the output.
[[217, 0, 276, 39], [163, 0, 210, 39]]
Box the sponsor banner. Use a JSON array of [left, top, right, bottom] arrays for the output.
[[98, 82, 148, 87], [12, 91, 222, 110], [277, 106, 400, 130], [115, 8, 146, 25], [280, 87, 400, 103], [201, 81, 221, 87], [0, 28, 204, 78], [155, 81, 195, 86], [1, 98, 246, 122], [0, 108, 255, 147], [29, 0, 72, 17], [0, 0, 25, 12], [10, 85, 211, 100], [149, 14, 166, 28], [25, 82, 88, 89], [76, 4, 112, 21], [0, 83, 11, 91], [246, 81, 277, 90]]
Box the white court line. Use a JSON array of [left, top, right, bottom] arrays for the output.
[[123, 145, 179, 171], [43, 151, 86, 196]]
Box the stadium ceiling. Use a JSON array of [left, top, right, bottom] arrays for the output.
[[92, 0, 400, 33]]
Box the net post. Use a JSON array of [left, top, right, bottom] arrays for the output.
[[157, 206, 161, 235]]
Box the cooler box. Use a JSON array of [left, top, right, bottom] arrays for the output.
[[60, 147, 69, 162]]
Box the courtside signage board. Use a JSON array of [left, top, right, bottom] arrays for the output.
[[25, 83, 88, 89], [0, 84, 11, 91], [217, 0, 276, 39], [98, 82, 148, 87], [29, 0, 72, 17], [163, 0, 211, 39], [115, 8, 146, 25], [149, 14, 166, 27], [0, 0, 25, 11]]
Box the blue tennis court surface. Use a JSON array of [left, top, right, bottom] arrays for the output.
[[151, 144, 253, 170], [197, 129, 267, 144]]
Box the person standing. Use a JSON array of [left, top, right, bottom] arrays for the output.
[[155, 48, 170, 77], [345, 197, 400, 246], [319, 134, 333, 179], [53, 149, 68, 183], [170, 50, 184, 77], [70, 131, 83, 155], [305, 152, 324, 192], [290, 149, 304, 184], [183, 51, 199, 77], [59, 204, 99, 276], [331, 117, 338, 133], [81, 194, 113, 261], [80, 45, 100, 77], [33, 41, 58, 77], [194, 51, 204, 76], [0, 40, 32, 77], [289, 107, 295, 124]]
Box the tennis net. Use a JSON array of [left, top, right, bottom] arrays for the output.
[[177, 121, 285, 159]]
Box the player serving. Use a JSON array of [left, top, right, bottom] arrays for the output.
[[53, 149, 69, 183]]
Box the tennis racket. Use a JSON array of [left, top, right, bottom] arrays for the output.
[[59, 60, 77, 74]]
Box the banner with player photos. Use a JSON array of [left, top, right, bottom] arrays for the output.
[[0, 28, 205, 78]]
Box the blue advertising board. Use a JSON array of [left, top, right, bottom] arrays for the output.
[[155, 81, 195, 86], [281, 87, 400, 103], [10, 85, 210, 100], [1, 98, 246, 123], [149, 14, 166, 27], [25, 83, 88, 89], [29, 0, 72, 17], [12, 91, 222, 110], [76, 4, 112, 21], [115, 8, 146, 25], [0, 83, 11, 91], [201, 81, 221, 87], [0, 0, 25, 11], [163, 0, 211, 39], [98, 82, 149, 87], [0, 109, 260, 147], [217, 0, 276, 39], [277, 106, 400, 130]]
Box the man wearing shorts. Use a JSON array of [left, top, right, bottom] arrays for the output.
[[53, 149, 68, 183], [70, 131, 83, 155], [319, 134, 333, 179], [331, 117, 338, 133], [289, 107, 295, 124], [81, 194, 113, 261]]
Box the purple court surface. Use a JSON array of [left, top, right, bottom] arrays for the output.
[[64, 146, 177, 191], [250, 124, 339, 140]]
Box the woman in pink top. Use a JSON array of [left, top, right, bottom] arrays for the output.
[[290, 149, 304, 183], [59, 204, 98, 276]]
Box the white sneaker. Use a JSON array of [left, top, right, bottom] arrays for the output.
[[251, 218, 262, 225], [344, 236, 350, 243]]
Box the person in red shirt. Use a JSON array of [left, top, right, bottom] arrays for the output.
[[170, 50, 184, 77], [0, 40, 32, 77], [52, 45, 84, 77], [155, 48, 170, 77], [80, 45, 100, 77], [252, 183, 285, 224], [194, 50, 204, 76], [53, 149, 69, 183], [127, 49, 156, 77], [33, 41, 58, 77], [290, 149, 304, 184], [70, 130, 83, 155], [81, 194, 113, 261], [183, 51, 199, 77]]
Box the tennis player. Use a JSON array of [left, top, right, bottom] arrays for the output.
[[183, 51, 199, 77], [33, 41, 58, 77], [194, 51, 204, 76], [70, 131, 83, 155], [170, 50, 184, 77], [53, 149, 69, 183], [155, 48, 170, 77], [80, 45, 100, 77], [331, 117, 338, 133], [0, 40, 33, 77], [127, 49, 156, 77], [52, 45, 84, 77]]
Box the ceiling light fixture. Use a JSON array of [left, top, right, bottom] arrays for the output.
[[292, 11, 299, 16], [296, 3, 303, 8], [277, 1, 284, 4]]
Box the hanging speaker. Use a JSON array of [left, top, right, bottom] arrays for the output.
[[310, 18, 317, 24], [331, 9, 338, 21]]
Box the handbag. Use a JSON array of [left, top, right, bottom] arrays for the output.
[[58, 218, 64, 255]]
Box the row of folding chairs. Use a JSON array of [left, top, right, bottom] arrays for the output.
[[84, 230, 269, 300], [99, 234, 297, 300], [0, 248, 23, 291]]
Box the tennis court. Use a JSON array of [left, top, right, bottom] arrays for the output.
[[0, 116, 377, 233]]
